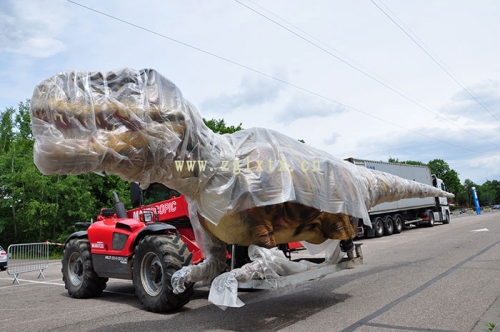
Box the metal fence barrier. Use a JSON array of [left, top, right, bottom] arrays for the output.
[[7, 242, 50, 285]]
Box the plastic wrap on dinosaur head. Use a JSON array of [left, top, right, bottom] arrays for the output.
[[30, 68, 454, 235]]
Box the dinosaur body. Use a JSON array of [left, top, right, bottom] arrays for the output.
[[30, 68, 454, 289], [198, 203, 356, 248]]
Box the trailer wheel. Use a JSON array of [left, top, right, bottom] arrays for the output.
[[442, 211, 450, 224], [62, 239, 108, 298], [427, 211, 435, 227], [373, 217, 384, 238], [133, 234, 194, 312], [383, 215, 394, 235], [393, 214, 403, 234]]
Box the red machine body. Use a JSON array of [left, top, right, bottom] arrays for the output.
[[86, 193, 204, 275]]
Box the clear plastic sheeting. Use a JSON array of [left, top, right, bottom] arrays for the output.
[[31, 68, 455, 309], [208, 242, 343, 310], [172, 201, 228, 294], [30, 68, 453, 230]]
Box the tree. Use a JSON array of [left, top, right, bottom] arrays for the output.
[[14, 100, 32, 140], [427, 159, 449, 178], [457, 179, 477, 207], [0, 104, 35, 242], [427, 159, 461, 197], [490, 180, 500, 204], [0, 107, 15, 152], [203, 118, 243, 134], [478, 180, 497, 206]]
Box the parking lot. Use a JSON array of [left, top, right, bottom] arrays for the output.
[[1, 211, 499, 332]]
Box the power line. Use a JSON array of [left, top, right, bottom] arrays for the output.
[[370, 0, 500, 124], [234, 0, 500, 148], [66, 0, 484, 154]]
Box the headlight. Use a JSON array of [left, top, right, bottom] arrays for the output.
[[143, 212, 153, 222]]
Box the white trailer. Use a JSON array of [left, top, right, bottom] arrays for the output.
[[346, 158, 451, 238]]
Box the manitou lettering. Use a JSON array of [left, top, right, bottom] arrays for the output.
[[159, 201, 177, 214]]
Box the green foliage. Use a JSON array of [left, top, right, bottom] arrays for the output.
[[456, 179, 477, 207], [477, 180, 499, 206], [14, 100, 33, 140], [427, 159, 461, 198], [203, 118, 243, 134], [427, 159, 449, 178], [0, 107, 15, 152], [485, 322, 495, 331]]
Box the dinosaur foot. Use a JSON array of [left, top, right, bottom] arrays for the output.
[[172, 255, 227, 294], [339, 239, 354, 253]]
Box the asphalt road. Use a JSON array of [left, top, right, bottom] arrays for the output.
[[1, 211, 499, 332]]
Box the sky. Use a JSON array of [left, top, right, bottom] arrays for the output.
[[1, 0, 499, 185]]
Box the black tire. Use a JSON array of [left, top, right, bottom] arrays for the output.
[[442, 211, 450, 224], [133, 234, 194, 312], [393, 214, 403, 234], [373, 217, 384, 238], [62, 239, 108, 298], [427, 211, 435, 227], [383, 215, 394, 236]]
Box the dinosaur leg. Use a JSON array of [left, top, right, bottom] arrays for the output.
[[171, 214, 228, 294]]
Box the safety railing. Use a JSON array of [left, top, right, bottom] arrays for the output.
[[7, 242, 50, 285]]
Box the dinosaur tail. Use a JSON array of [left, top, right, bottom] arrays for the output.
[[353, 166, 455, 210]]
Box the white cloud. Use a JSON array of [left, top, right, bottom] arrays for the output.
[[440, 79, 500, 122], [200, 71, 287, 113], [0, 0, 68, 58], [276, 95, 347, 125], [324, 132, 341, 145], [12, 37, 66, 58]]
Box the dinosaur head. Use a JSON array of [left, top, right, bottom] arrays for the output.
[[30, 68, 193, 185]]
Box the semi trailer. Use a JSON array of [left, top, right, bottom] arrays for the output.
[[346, 158, 451, 238]]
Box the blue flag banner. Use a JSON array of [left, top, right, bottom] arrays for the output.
[[471, 187, 481, 215]]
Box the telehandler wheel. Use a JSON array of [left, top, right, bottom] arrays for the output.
[[62, 239, 108, 298], [133, 234, 194, 312]]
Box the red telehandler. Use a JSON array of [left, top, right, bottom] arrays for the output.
[[62, 182, 304, 312]]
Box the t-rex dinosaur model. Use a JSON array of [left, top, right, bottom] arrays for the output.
[[30, 68, 454, 298]]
